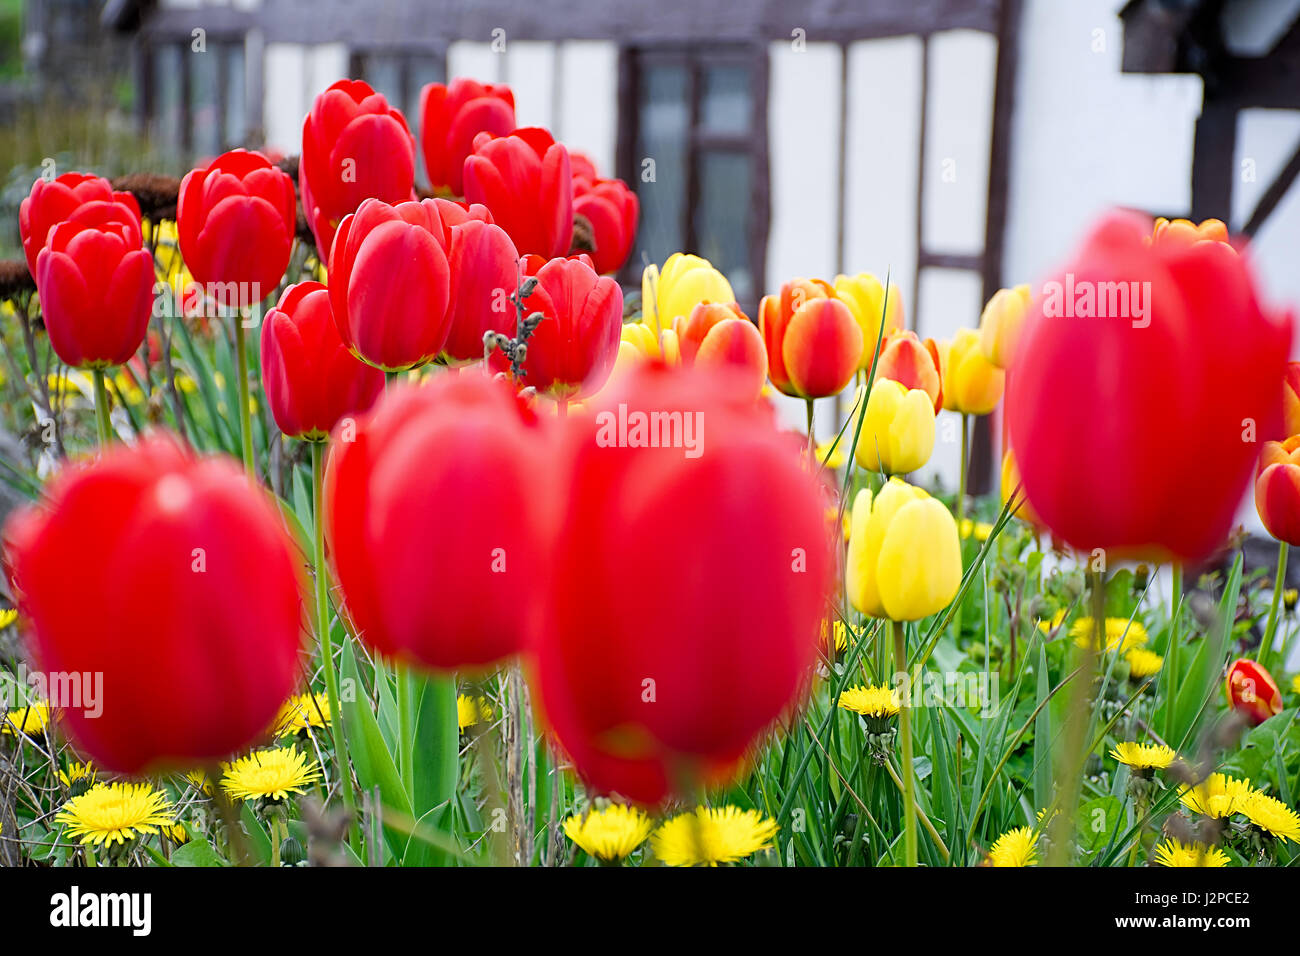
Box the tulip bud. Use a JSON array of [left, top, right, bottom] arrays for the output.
[[978, 284, 1032, 369], [852, 379, 936, 475], [846, 479, 962, 621], [1224, 658, 1282, 726]]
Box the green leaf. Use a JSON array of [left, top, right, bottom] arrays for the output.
[[171, 837, 227, 867], [1033, 640, 1052, 812]]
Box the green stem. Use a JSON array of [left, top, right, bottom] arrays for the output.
[[956, 414, 969, 535], [805, 397, 816, 461], [233, 311, 255, 475], [892, 618, 917, 867], [398, 663, 415, 802], [1163, 563, 1183, 744], [92, 368, 112, 446], [311, 441, 360, 852], [1048, 568, 1104, 866], [1259, 542, 1287, 673]]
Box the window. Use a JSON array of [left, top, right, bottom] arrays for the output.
[[350, 46, 447, 182], [144, 38, 246, 160], [617, 46, 769, 312]]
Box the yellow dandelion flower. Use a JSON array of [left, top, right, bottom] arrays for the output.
[[1285, 588, 1298, 612], [651, 806, 779, 866], [1179, 773, 1252, 819], [185, 769, 213, 794], [0, 607, 16, 629], [221, 748, 321, 803], [1153, 838, 1231, 867], [1037, 607, 1068, 634], [1126, 647, 1163, 679], [1071, 616, 1148, 653], [563, 804, 655, 862], [820, 619, 849, 653], [274, 692, 331, 738], [1291, 674, 1300, 695], [55, 782, 175, 847], [838, 684, 901, 719], [1239, 790, 1300, 843], [164, 823, 190, 844], [986, 825, 1039, 867], [1110, 741, 1176, 771], [958, 517, 994, 542], [816, 439, 846, 470], [2, 701, 50, 736], [58, 762, 96, 788], [457, 694, 493, 732]]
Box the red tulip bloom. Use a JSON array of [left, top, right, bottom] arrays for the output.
[[492, 254, 621, 398], [442, 218, 521, 363], [328, 198, 454, 371], [300, 79, 416, 258], [1008, 213, 1292, 562], [260, 281, 385, 440], [324, 373, 554, 671], [19, 173, 142, 278], [572, 173, 638, 275], [463, 127, 573, 258], [35, 218, 153, 369], [419, 78, 516, 196], [1256, 437, 1300, 546], [760, 278, 862, 399], [1225, 658, 1283, 727], [676, 302, 768, 401], [534, 364, 834, 804], [177, 149, 296, 308], [2, 437, 305, 774]]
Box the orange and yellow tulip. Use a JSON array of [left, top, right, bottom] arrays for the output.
[[759, 279, 861, 399]]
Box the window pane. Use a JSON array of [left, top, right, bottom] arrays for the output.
[[189, 45, 220, 158], [631, 63, 689, 271], [699, 65, 750, 136], [693, 150, 753, 304], [407, 56, 445, 127], [151, 44, 182, 154], [362, 54, 403, 114], [224, 43, 246, 148]]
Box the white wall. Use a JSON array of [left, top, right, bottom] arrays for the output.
[[262, 42, 348, 154]]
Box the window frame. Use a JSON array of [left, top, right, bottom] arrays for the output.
[[138, 32, 249, 159]]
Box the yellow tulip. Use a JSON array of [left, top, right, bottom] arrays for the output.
[[846, 480, 962, 621], [940, 328, 1004, 415], [642, 253, 734, 336], [621, 321, 660, 358], [659, 327, 681, 365], [1001, 448, 1042, 526], [978, 284, 1032, 369], [852, 379, 935, 475], [834, 272, 904, 370]]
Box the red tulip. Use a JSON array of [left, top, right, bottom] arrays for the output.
[[19, 173, 142, 278], [324, 373, 554, 671], [442, 218, 521, 363], [491, 254, 621, 398], [2, 437, 305, 773], [759, 279, 862, 398], [35, 218, 153, 369], [533, 363, 834, 804], [177, 149, 296, 308], [1255, 437, 1300, 546], [875, 330, 943, 412], [1225, 658, 1283, 726], [260, 281, 385, 440], [328, 197, 454, 371], [572, 173, 638, 275], [676, 302, 767, 401], [463, 127, 573, 258], [1008, 212, 1292, 562], [300, 79, 416, 258], [419, 78, 516, 196]]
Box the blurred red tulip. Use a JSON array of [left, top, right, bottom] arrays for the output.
[[19, 173, 142, 278], [35, 218, 153, 369], [324, 373, 554, 671], [533, 363, 834, 804], [875, 330, 943, 412], [1008, 213, 1292, 562], [463, 127, 573, 258], [676, 302, 767, 401], [491, 254, 621, 398], [177, 149, 296, 308], [328, 197, 454, 371], [260, 281, 385, 440], [1225, 658, 1282, 726], [759, 279, 862, 398], [572, 173, 638, 275], [300, 79, 416, 258], [1256, 437, 1300, 546], [2, 437, 305, 773], [442, 218, 521, 363], [419, 78, 516, 196]]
